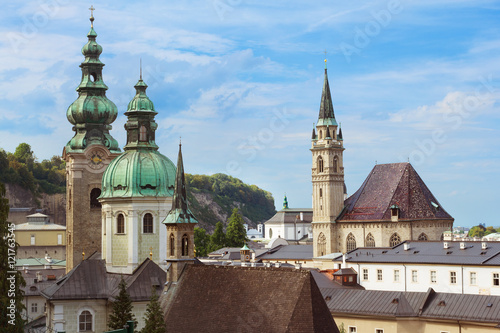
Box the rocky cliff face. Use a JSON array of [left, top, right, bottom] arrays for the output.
[[5, 183, 66, 225], [5, 184, 266, 231]]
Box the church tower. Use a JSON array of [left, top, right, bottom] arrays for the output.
[[99, 75, 176, 274], [311, 60, 345, 257], [63, 12, 121, 272], [163, 143, 198, 282]]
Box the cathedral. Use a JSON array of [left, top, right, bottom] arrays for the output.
[[63, 12, 195, 275], [311, 61, 454, 257]]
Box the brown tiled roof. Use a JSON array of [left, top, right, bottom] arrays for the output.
[[339, 163, 453, 221], [163, 265, 339, 333]]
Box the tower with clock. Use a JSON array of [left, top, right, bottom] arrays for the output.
[[63, 12, 121, 272]]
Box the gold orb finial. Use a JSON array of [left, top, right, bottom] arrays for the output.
[[89, 5, 95, 28], [149, 247, 153, 260], [82, 250, 85, 260]]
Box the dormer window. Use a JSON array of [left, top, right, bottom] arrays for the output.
[[391, 205, 400, 218]]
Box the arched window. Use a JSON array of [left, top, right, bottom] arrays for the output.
[[319, 130, 322, 139], [143, 213, 153, 234], [79, 310, 93, 332], [170, 234, 175, 256], [317, 232, 326, 256], [318, 156, 324, 173], [139, 125, 147, 142], [418, 233, 428, 241], [182, 234, 189, 256], [269, 228, 273, 239], [117, 214, 124, 234], [346, 233, 356, 252], [333, 156, 338, 173], [90, 188, 101, 208], [319, 188, 323, 198], [390, 233, 401, 247], [366, 233, 375, 247]]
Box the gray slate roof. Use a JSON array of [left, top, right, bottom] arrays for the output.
[[41, 257, 166, 301], [335, 241, 500, 266], [265, 208, 313, 225], [258, 245, 313, 260], [322, 287, 500, 323]]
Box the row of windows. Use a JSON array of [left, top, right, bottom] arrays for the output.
[[115, 213, 154, 234], [345, 232, 427, 252], [30, 234, 63, 245], [316, 156, 339, 173], [363, 268, 485, 286], [347, 327, 383, 333]]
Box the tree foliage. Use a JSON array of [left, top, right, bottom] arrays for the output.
[[0, 144, 66, 196], [226, 208, 248, 248], [468, 225, 486, 238], [140, 288, 166, 333], [108, 277, 137, 330], [194, 227, 210, 257], [0, 182, 26, 331], [185, 173, 276, 227], [208, 221, 226, 253]]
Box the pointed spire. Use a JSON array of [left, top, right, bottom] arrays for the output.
[[338, 123, 343, 141], [283, 194, 289, 209], [163, 143, 198, 224], [318, 62, 337, 123], [311, 127, 316, 140]]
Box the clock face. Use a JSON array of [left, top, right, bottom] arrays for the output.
[[88, 151, 104, 169]]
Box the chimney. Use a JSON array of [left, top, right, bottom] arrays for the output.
[[404, 242, 410, 251], [482, 242, 488, 250], [460, 242, 466, 250], [274, 262, 281, 268], [300, 212, 304, 221], [443, 242, 449, 249], [295, 262, 302, 270]]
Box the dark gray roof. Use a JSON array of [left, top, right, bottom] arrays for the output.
[[339, 163, 453, 222], [335, 241, 500, 266], [163, 265, 339, 333], [264, 208, 313, 225], [322, 287, 500, 323], [41, 257, 166, 301], [258, 245, 313, 260]]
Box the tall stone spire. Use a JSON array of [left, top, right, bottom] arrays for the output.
[[317, 60, 338, 127], [163, 144, 198, 224], [65, 13, 119, 153]]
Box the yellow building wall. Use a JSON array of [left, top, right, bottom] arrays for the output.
[[333, 315, 499, 333], [15, 229, 65, 246]]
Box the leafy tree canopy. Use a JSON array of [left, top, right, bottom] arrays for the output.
[[226, 208, 248, 248]]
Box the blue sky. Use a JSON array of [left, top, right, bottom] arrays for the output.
[[1, 1, 499, 228]]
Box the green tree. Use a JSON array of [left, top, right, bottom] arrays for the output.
[[194, 227, 210, 257], [209, 221, 226, 252], [485, 226, 496, 235], [0, 182, 26, 331], [338, 323, 346, 333], [13, 143, 35, 171], [140, 288, 166, 333], [108, 277, 137, 330], [469, 225, 486, 238], [226, 208, 248, 247]]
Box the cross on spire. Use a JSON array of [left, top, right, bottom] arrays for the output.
[[89, 5, 95, 27]]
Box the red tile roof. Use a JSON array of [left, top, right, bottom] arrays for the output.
[[339, 163, 453, 221]]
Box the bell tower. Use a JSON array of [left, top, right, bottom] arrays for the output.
[[163, 143, 198, 282], [63, 10, 120, 272], [311, 60, 345, 257]]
